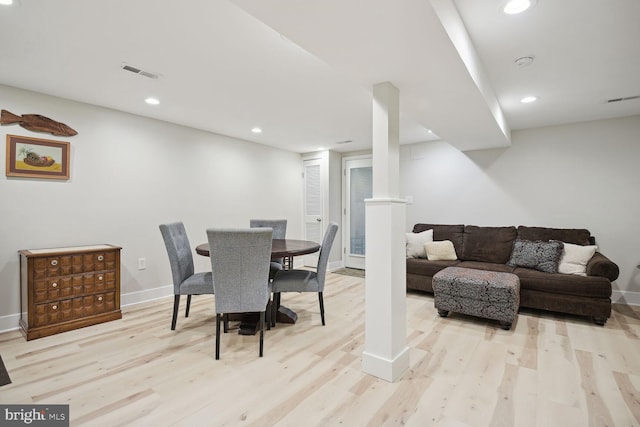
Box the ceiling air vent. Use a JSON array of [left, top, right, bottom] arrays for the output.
[[607, 95, 640, 103], [121, 63, 160, 79]]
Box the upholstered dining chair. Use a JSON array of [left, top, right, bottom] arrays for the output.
[[159, 222, 214, 331], [207, 227, 273, 359], [250, 219, 287, 277], [271, 222, 338, 326]]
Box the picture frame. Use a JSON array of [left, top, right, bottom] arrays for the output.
[[5, 134, 70, 180]]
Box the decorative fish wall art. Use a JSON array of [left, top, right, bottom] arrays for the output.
[[0, 109, 78, 137]]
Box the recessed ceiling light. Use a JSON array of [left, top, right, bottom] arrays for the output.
[[145, 97, 160, 105], [504, 0, 531, 14], [521, 95, 538, 103], [0, 0, 14, 5], [251, 127, 262, 134], [425, 128, 433, 133]]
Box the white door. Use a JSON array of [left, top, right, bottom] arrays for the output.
[[303, 158, 323, 267], [344, 158, 372, 269]]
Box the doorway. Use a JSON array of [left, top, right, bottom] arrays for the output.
[[344, 157, 372, 270], [303, 158, 323, 267]]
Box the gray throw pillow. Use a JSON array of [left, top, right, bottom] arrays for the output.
[[507, 239, 564, 273]]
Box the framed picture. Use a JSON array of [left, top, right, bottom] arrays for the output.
[[5, 134, 70, 180]]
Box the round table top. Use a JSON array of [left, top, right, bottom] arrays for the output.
[[195, 238, 320, 259]]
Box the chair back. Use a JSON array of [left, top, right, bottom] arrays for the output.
[[159, 222, 195, 293], [316, 222, 339, 291], [207, 227, 273, 314], [250, 219, 287, 239]]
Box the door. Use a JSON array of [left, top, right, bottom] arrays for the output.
[[344, 157, 372, 269], [303, 158, 323, 267]]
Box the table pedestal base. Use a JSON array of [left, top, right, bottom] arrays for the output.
[[227, 307, 298, 335], [238, 313, 261, 336], [276, 306, 297, 324]]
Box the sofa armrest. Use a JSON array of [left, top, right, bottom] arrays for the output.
[[586, 252, 619, 282]]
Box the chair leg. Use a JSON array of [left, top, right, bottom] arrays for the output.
[[259, 311, 265, 357], [171, 295, 180, 330], [185, 294, 192, 317], [216, 313, 221, 360], [318, 292, 325, 326], [223, 313, 229, 333], [266, 300, 272, 331]]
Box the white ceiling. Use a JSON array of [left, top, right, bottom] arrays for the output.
[[0, 0, 638, 153]]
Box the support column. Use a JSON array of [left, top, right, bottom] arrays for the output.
[[362, 82, 409, 382]]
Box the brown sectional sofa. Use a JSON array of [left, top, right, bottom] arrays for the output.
[[406, 224, 620, 325]]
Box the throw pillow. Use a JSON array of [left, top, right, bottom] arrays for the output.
[[558, 243, 597, 276], [406, 229, 433, 258], [507, 239, 564, 273], [424, 240, 457, 261]]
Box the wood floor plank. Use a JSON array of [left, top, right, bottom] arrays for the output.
[[1, 272, 639, 426]]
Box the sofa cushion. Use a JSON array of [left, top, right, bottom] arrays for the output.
[[461, 226, 517, 264], [514, 267, 612, 299], [406, 229, 433, 258], [517, 226, 592, 245], [413, 224, 464, 258], [507, 239, 564, 273], [457, 261, 515, 273], [424, 240, 457, 261], [558, 243, 597, 276], [406, 258, 460, 276]]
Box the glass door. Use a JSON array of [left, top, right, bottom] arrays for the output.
[[344, 157, 372, 270]]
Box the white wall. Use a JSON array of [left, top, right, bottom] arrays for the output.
[[400, 115, 640, 304], [0, 85, 304, 330]]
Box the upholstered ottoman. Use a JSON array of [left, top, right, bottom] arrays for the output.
[[432, 267, 520, 330]]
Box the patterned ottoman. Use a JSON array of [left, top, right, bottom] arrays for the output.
[[432, 267, 520, 330]]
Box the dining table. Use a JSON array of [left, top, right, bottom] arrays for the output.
[[195, 238, 320, 335]]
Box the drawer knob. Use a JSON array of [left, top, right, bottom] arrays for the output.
[[97, 255, 104, 261], [98, 276, 103, 281], [97, 296, 103, 301], [52, 305, 58, 310], [51, 260, 58, 266], [52, 282, 58, 288]]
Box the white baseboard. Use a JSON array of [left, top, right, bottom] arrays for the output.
[[121, 285, 173, 307], [612, 290, 640, 306], [291, 259, 344, 271], [328, 260, 345, 271], [0, 313, 21, 335], [362, 346, 410, 382]]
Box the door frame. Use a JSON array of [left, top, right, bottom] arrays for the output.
[[342, 153, 372, 269]]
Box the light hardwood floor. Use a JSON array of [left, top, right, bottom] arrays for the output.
[[1, 272, 639, 426]]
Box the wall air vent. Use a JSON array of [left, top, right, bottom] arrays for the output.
[[607, 95, 640, 103], [121, 63, 160, 79]]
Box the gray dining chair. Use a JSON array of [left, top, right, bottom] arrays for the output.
[[159, 222, 214, 330], [250, 219, 287, 277], [272, 222, 338, 326], [207, 227, 273, 359]]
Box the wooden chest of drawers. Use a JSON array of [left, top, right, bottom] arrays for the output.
[[19, 244, 122, 340]]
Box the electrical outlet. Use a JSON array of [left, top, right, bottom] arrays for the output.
[[138, 258, 146, 270]]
